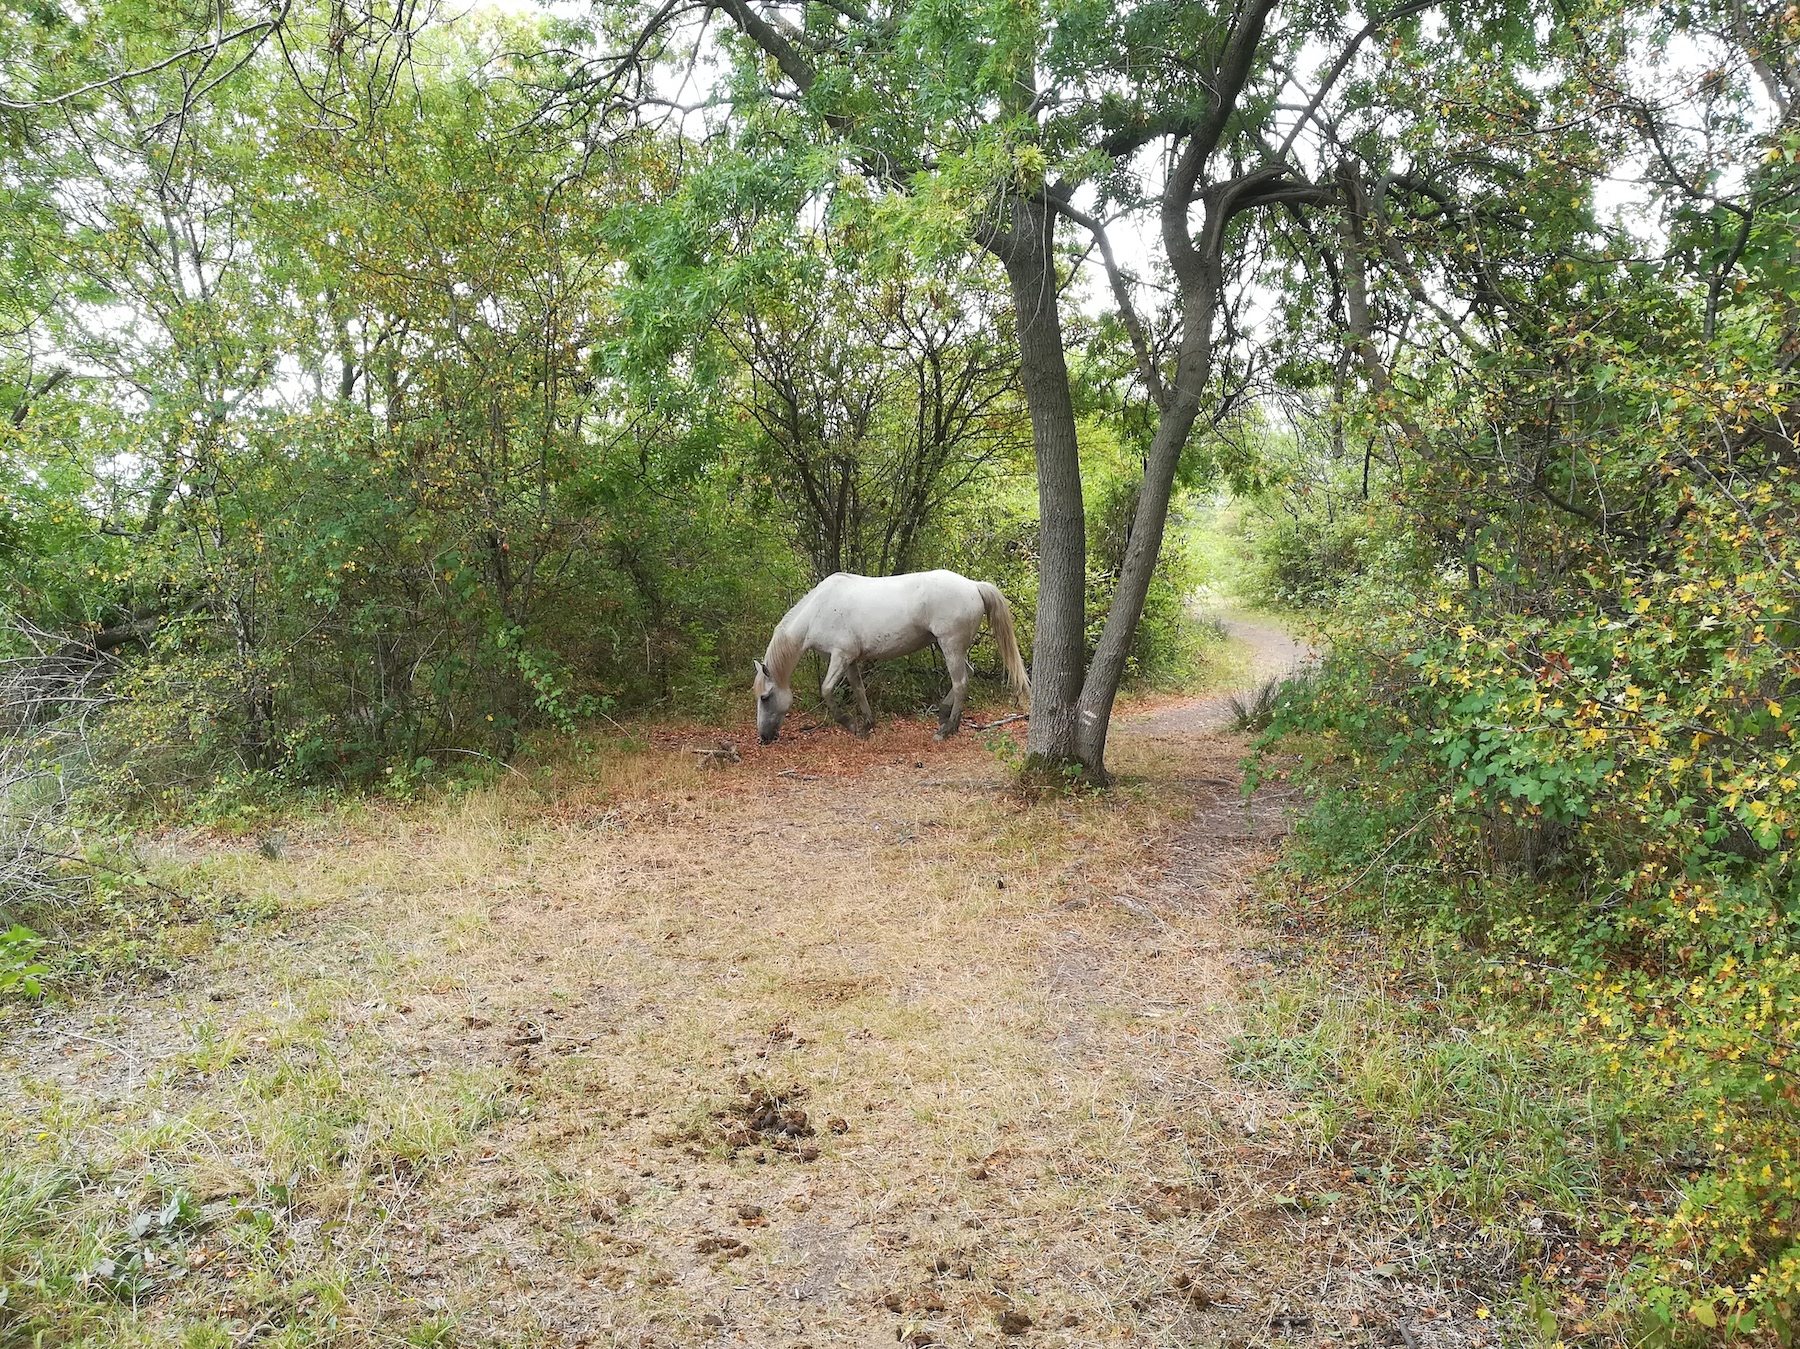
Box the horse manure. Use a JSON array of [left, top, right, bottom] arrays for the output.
[[714, 1076, 845, 1164], [1172, 1272, 1215, 1308], [693, 1233, 751, 1258], [768, 1106, 811, 1135]]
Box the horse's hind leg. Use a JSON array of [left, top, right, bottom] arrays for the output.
[[935, 635, 971, 740], [845, 663, 874, 737]]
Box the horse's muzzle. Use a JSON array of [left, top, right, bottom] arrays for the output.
[[759, 731, 776, 746]]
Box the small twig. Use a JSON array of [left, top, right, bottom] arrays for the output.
[[21, 844, 192, 904], [55, 1030, 142, 1061], [1111, 894, 1174, 928], [1319, 808, 1443, 903], [969, 712, 1028, 731], [425, 747, 531, 782]]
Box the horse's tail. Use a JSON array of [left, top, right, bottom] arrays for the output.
[[977, 582, 1031, 711]]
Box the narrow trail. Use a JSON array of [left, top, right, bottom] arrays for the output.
[[0, 618, 1492, 1349], [1120, 610, 1316, 739]]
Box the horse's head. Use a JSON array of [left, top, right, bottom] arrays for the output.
[[752, 659, 792, 744]]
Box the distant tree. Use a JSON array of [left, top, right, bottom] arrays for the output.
[[722, 253, 1027, 581]]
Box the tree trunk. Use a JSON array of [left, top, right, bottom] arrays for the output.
[[1071, 203, 1222, 771], [1075, 392, 1205, 767], [995, 191, 1092, 779]]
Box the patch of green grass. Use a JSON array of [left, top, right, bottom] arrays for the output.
[[1230, 911, 1697, 1346], [1234, 974, 1633, 1223]]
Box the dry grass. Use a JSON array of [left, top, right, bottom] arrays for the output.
[[0, 699, 1497, 1349]]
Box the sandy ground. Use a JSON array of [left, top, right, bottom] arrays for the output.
[[0, 619, 1496, 1349]]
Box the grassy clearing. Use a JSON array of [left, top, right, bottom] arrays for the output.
[[3, 685, 1525, 1349], [0, 722, 1223, 1347]]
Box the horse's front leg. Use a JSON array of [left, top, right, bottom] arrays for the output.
[[845, 663, 874, 738], [820, 651, 856, 732]]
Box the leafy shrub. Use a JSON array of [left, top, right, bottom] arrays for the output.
[[1261, 275, 1800, 1334], [1245, 512, 1370, 611], [0, 923, 47, 999]]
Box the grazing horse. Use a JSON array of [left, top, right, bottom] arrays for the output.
[[752, 570, 1030, 744]]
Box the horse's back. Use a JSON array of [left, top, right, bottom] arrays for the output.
[[798, 570, 984, 658]]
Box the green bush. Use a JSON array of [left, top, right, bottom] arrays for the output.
[[0, 923, 47, 999], [1244, 512, 1370, 610], [1261, 294, 1800, 1333]]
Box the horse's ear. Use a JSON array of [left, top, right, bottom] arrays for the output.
[[752, 658, 768, 683]]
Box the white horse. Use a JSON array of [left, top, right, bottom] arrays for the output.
[[752, 570, 1030, 744]]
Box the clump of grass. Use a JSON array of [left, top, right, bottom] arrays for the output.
[[1227, 676, 1284, 732], [1227, 667, 1319, 733]]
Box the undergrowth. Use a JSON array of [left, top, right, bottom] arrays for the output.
[[1234, 829, 1697, 1346]]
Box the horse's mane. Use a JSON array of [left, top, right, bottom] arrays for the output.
[[763, 618, 807, 689]]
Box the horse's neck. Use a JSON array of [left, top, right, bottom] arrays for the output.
[[764, 623, 807, 689]]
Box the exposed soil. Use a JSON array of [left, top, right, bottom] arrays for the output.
[[0, 619, 1494, 1349]]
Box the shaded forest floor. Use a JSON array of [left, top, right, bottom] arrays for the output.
[[1, 618, 1504, 1349]]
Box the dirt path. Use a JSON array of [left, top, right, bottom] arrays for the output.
[[0, 619, 1486, 1349], [1119, 610, 1316, 741]]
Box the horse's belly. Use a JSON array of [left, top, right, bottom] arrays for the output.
[[802, 572, 980, 662], [884, 629, 936, 659], [848, 622, 935, 661]]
